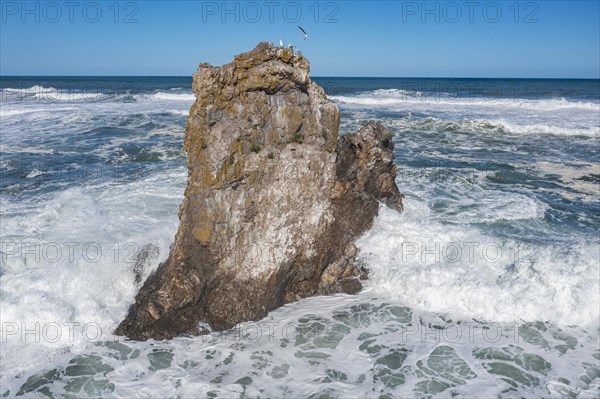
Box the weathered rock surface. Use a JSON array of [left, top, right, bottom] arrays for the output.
[[116, 42, 403, 340]]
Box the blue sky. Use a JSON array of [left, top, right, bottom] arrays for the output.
[[1, 0, 599, 77]]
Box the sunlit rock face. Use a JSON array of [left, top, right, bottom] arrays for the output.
[[116, 42, 403, 340]]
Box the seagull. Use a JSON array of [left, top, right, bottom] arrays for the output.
[[279, 39, 284, 48], [297, 25, 308, 40]]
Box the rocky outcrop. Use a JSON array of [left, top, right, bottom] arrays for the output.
[[116, 42, 402, 340]]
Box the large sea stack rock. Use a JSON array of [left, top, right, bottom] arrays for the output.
[[116, 42, 403, 340]]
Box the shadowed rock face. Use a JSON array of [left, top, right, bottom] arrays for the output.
[[116, 42, 403, 340]]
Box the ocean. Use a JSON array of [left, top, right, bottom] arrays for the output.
[[0, 77, 598, 398]]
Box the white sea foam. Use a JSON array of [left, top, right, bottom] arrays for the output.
[[378, 116, 600, 137], [1, 291, 597, 398], [25, 169, 46, 178], [332, 89, 600, 139], [494, 119, 600, 136], [1, 85, 56, 93], [0, 106, 79, 118], [1, 86, 196, 106], [162, 109, 190, 116], [0, 168, 186, 368], [149, 92, 196, 102], [331, 89, 600, 111], [0, 108, 34, 117], [0, 144, 56, 155], [356, 202, 600, 328]]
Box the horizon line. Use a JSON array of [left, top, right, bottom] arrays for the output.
[[1, 75, 599, 80]]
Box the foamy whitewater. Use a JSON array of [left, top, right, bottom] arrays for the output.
[[1, 77, 599, 398]]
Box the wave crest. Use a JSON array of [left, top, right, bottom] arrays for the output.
[[331, 89, 600, 111]]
